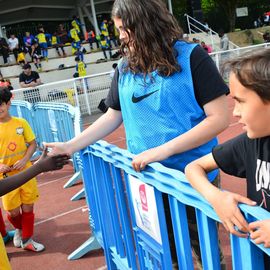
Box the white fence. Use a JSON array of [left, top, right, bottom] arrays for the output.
[[210, 42, 270, 72], [11, 72, 112, 116]]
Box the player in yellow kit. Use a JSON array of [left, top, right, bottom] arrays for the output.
[[0, 88, 44, 252]]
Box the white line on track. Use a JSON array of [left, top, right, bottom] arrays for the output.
[[35, 205, 87, 226], [37, 174, 73, 187], [96, 266, 107, 270]]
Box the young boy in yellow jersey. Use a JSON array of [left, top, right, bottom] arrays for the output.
[[74, 56, 86, 77], [16, 47, 27, 67], [69, 24, 81, 50], [35, 27, 48, 61], [0, 143, 69, 270], [0, 88, 44, 252], [52, 32, 66, 57]]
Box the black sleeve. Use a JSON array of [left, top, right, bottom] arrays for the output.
[[19, 73, 24, 83], [212, 133, 249, 178], [105, 67, 121, 110], [190, 46, 229, 108], [33, 71, 40, 80]]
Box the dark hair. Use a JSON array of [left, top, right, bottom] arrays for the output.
[[75, 56, 80, 62], [0, 88, 12, 104], [225, 49, 270, 103], [112, 63, 118, 69], [111, 0, 183, 76]]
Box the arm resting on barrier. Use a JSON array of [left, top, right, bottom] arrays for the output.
[[132, 95, 229, 171], [185, 153, 256, 238], [44, 108, 123, 156]]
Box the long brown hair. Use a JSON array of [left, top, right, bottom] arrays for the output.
[[112, 0, 183, 76], [225, 49, 270, 103]]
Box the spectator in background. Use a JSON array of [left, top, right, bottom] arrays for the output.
[[0, 37, 9, 65], [36, 27, 49, 61], [71, 15, 82, 37], [74, 56, 87, 78], [73, 56, 89, 90], [218, 29, 229, 51], [203, 19, 210, 34], [108, 19, 118, 47], [192, 37, 200, 44], [19, 64, 41, 88], [183, 33, 189, 41], [57, 24, 69, 52], [19, 64, 42, 103], [99, 34, 112, 60], [100, 19, 109, 38], [8, 34, 19, 62], [23, 32, 35, 56], [87, 29, 99, 50], [17, 47, 27, 67], [201, 41, 212, 54], [51, 32, 66, 57], [30, 42, 42, 72], [69, 23, 81, 50], [0, 72, 13, 90]]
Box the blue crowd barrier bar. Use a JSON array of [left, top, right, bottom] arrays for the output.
[[81, 140, 270, 270], [32, 102, 83, 182]]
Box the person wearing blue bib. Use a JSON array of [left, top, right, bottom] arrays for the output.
[[44, 0, 229, 268]]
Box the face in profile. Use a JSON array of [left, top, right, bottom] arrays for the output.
[[113, 17, 133, 49], [230, 72, 270, 139]]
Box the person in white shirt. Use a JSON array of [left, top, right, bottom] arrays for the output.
[[218, 29, 229, 51], [8, 34, 19, 61]]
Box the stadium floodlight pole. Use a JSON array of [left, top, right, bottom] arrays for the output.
[[77, 6, 87, 40], [82, 6, 95, 31], [90, 0, 100, 35], [168, 0, 173, 14]]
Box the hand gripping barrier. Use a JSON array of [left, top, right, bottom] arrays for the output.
[[80, 140, 270, 270]]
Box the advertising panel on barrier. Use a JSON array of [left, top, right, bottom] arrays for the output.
[[128, 174, 162, 244]]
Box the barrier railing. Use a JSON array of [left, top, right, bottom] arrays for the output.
[[11, 71, 112, 116], [81, 140, 270, 270], [185, 13, 238, 51], [10, 100, 101, 259], [210, 42, 270, 73]]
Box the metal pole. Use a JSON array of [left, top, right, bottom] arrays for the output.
[[82, 6, 95, 28], [90, 0, 100, 35], [167, 0, 173, 14], [0, 25, 3, 38], [82, 78, 92, 115], [77, 6, 87, 40]]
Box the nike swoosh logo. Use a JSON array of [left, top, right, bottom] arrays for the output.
[[132, 89, 159, 103]]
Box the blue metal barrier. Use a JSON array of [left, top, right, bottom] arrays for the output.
[[81, 140, 270, 270], [32, 102, 101, 259], [32, 102, 82, 180]]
